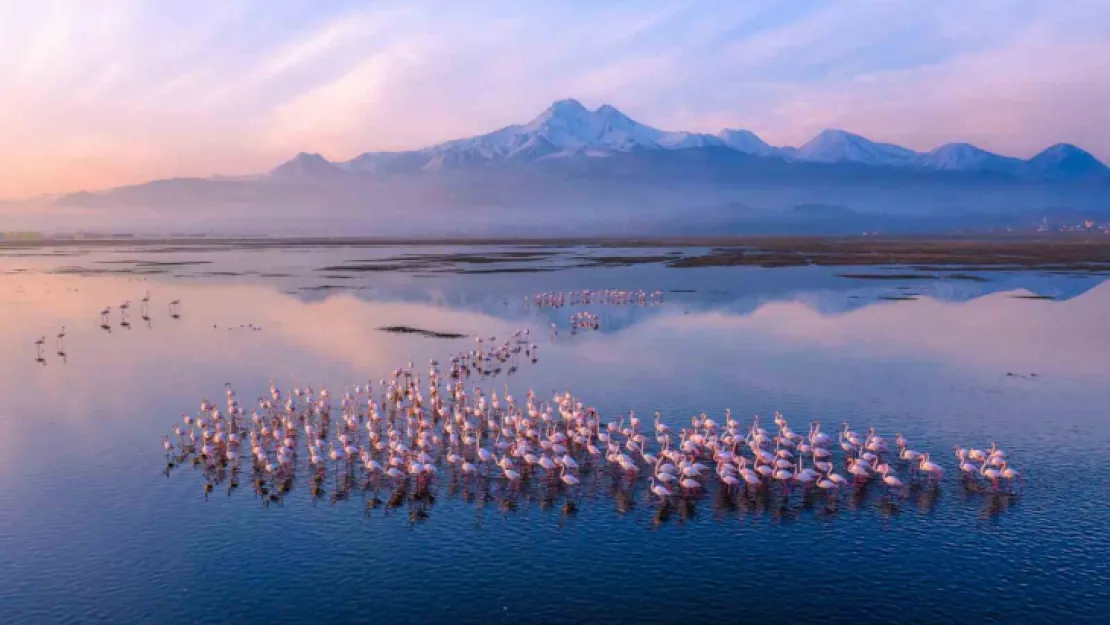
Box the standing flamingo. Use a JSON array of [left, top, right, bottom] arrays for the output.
[[119, 301, 132, 329], [878, 466, 905, 498], [650, 476, 672, 503], [918, 453, 944, 485], [560, 465, 579, 489], [980, 460, 1002, 491], [816, 473, 840, 498], [1000, 461, 1023, 493]]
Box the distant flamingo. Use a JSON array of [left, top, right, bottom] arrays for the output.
[[119, 301, 131, 329]]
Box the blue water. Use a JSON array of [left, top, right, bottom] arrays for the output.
[[1, 244, 1109, 624]]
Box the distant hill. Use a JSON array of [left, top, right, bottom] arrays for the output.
[[1026, 144, 1110, 180]]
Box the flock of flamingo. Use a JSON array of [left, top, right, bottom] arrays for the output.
[[32, 327, 66, 365], [527, 289, 665, 309], [32, 291, 181, 365], [567, 311, 600, 332], [448, 332, 539, 379], [99, 290, 182, 332], [531, 289, 664, 336], [162, 322, 1023, 522]]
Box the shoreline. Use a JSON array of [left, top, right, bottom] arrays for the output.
[[4, 233, 1110, 271]]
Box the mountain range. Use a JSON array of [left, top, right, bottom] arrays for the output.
[[14, 98, 1110, 236], [272, 98, 1107, 181]]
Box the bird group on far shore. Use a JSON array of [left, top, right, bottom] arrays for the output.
[[527, 289, 664, 309]]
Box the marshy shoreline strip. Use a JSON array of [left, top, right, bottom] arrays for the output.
[[377, 326, 467, 339], [7, 234, 1110, 271]]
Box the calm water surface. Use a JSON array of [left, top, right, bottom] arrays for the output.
[[1, 244, 1109, 624]]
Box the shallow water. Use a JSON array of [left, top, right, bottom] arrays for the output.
[[2, 244, 1109, 624]]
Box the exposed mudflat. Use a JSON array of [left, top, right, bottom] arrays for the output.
[[7, 235, 1110, 275], [376, 326, 466, 339]]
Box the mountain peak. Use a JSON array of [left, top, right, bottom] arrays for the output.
[[716, 129, 776, 156], [931, 143, 986, 160], [812, 128, 869, 143], [513, 98, 674, 152], [718, 128, 760, 138], [1036, 143, 1087, 158], [932, 141, 977, 152], [292, 152, 328, 163], [595, 103, 629, 119], [917, 142, 1022, 174], [1027, 143, 1108, 179], [271, 152, 340, 179], [546, 98, 588, 114], [796, 129, 919, 165], [526, 98, 594, 130]]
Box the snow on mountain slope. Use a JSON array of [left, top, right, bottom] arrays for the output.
[[591, 104, 723, 149], [916, 143, 1024, 174], [794, 129, 920, 166], [715, 129, 779, 156], [419, 97, 723, 160], [342, 99, 728, 171], [288, 99, 1108, 178]]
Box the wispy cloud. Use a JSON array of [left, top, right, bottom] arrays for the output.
[[0, 0, 1107, 198]]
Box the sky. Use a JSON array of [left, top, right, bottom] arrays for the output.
[[1, 0, 1108, 199]]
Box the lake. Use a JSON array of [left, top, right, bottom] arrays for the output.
[[1, 242, 1108, 624]]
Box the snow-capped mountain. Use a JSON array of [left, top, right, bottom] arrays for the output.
[[266, 98, 1107, 181], [343, 99, 731, 172], [915, 143, 1024, 175], [716, 129, 779, 156], [792, 129, 920, 166], [43, 97, 1110, 237]]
